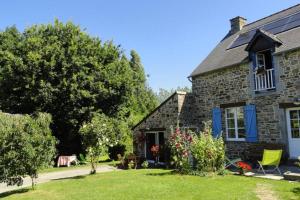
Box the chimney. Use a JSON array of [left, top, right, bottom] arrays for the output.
[[230, 16, 247, 34]]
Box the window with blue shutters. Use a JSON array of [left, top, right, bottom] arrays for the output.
[[244, 105, 258, 142], [225, 107, 246, 141], [212, 107, 222, 138]]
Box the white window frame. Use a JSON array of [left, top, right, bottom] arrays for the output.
[[256, 53, 266, 69], [225, 107, 246, 141]]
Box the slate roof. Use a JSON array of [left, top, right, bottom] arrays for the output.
[[245, 29, 282, 51], [190, 4, 300, 77]]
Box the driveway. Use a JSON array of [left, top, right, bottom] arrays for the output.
[[0, 165, 116, 194]]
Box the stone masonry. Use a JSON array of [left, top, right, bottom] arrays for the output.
[[133, 91, 195, 158], [133, 49, 300, 160], [192, 48, 300, 158]]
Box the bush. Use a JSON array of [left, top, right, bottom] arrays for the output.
[[295, 157, 300, 168], [141, 161, 149, 169], [108, 144, 126, 161], [78, 154, 88, 165], [128, 160, 135, 170], [191, 121, 225, 174], [0, 112, 57, 188]]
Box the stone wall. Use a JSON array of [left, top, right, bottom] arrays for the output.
[[133, 49, 300, 159], [132, 92, 196, 158], [192, 48, 300, 158]]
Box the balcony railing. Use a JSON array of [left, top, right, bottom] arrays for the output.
[[254, 68, 275, 91]]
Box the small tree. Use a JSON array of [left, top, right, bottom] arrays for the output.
[[79, 113, 118, 174], [0, 112, 56, 189]]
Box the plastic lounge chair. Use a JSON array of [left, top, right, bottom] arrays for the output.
[[225, 157, 242, 168], [257, 149, 282, 175]]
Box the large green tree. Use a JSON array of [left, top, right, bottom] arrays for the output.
[[0, 20, 155, 154], [128, 50, 157, 126]]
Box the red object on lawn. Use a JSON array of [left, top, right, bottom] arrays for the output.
[[237, 161, 252, 171]]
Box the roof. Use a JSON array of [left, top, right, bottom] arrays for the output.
[[132, 91, 186, 130], [245, 29, 282, 51], [190, 4, 300, 77]]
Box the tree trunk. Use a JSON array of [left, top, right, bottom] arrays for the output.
[[90, 157, 96, 174], [31, 176, 35, 190]]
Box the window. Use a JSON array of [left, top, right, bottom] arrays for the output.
[[254, 50, 275, 91], [225, 107, 245, 141], [256, 53, 265, 69], [255, 50, 273, 70], [289, 110, 300, 139]]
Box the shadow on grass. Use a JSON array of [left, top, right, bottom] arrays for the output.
[[99, 159, 111, 163], [292, 187, 300, 196], [52, 175, 86, 181], [145, 170, 176, 176], [0, 188, 30, 198]]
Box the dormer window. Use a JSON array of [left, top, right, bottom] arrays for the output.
[[245, 29, 282, 92]]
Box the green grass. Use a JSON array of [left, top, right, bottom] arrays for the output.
[[39, 160, 117, 173], [39, 155, 118, 173], [1, 169, 300, 200]]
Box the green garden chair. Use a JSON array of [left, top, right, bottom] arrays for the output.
[[225, 157, 242, 169], [257, 149, 282, 175]]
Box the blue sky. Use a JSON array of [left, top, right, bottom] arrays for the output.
[[0, 0, 299, 92]]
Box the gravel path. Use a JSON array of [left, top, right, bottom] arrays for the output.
[[0, 165, 116, 194], [255, 183, 278, 200]]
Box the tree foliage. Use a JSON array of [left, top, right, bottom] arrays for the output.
[[79, 113, 118, 174], [0, 20, 157, 154], [127, 50, 158, 125], [156, 86, 191, 103], [0, 112, 56, 188]]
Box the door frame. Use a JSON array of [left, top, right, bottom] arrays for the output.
[[144, 131, 165, 164], [286, 107, 300, 159]]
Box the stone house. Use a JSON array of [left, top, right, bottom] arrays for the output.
[[133, 4, 300, 163]]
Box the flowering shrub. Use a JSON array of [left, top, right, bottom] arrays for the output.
[[79, 113, 118, 174], [190, 121, 225, 174], [237, 161, 252, 174], [169, 128, 194, 172]]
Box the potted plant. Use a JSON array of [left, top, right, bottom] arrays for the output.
[[151, 145, 160, 165]]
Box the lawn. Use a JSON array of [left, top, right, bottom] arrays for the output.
[[1, 169, 300, 200], [39, 160, 117, 173], [39, 155, 118, 173]]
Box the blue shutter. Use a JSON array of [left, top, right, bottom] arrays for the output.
[[244, 105, 258, 142], [212, 107, 222, 138], [250, 52, 257, 70]]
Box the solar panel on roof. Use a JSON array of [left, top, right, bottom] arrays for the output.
[[228, 11, 300, 49]]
